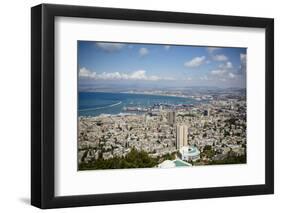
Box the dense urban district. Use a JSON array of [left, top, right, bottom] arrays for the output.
[[78, 89, 246, 170]]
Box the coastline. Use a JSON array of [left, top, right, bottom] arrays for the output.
[[78, 91, 202, 117], [79, 101, 122, 112], [80, 90, 194, 100]]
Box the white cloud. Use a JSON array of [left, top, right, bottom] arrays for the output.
[[240, 53, 246, 62], [79, 67, 96, 78], [211, 69, 227, 76], [207, 54, 241, 82], [228, 72, 236, 79], [219, 61, 233, 69], [130, 70, 147, 80], [184, 56, 206, 68], [226, 61, 233, 69], [186, 77, 192, 81], [139, 47, 149, 56], [201, 50, 245, 83], [148, 75, 161, 81], [79, 67, 91, 77], [164, 45, 171, 50], [212, 54, 228, 61], [96, 42, 125, 52], [239, 53, 247, 74], [210, 61, 237, 80], [200, 75, 209, 81], [79, 68, 174, 81], [98, 72, 126, 80], [207, 47, 221, 53]]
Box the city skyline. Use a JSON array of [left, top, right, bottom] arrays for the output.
[[78, 41, 246, 89], [78, 41, 247, 170]]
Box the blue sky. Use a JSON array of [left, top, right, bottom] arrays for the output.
[[78, 41, 246, 89]]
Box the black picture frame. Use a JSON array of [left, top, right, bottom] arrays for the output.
[[31, 3, 274, 209]]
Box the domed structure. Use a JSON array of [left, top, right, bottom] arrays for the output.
[[179, 146, 200, 162]]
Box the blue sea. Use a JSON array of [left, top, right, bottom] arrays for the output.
[[78, 92, 199, 117]]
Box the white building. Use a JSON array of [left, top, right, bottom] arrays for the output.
[[158, 160, 176, 168], [176, 125, 188, 149], [158, 159, 192, 168], [179, 146, 200, 162]]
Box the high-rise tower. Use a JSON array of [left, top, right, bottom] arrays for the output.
[[167, 111, 176, 125], [176, 125, 188, 149]]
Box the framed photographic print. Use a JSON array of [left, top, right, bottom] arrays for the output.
[[31, 4, 274, 209]]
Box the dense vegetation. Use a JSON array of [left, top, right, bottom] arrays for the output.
[[195, 144, 246, 166], [201, 145, 216, 159], [209, 154, 246, 165], [79, 148, 176, 170], [79, 145, 246, 170]]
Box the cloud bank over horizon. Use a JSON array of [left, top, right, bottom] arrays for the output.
[[79, 67, 174, 81]]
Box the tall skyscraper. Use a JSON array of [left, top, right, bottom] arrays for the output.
[[167, 111, 176, 125], [176, 125, 188, 149]]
